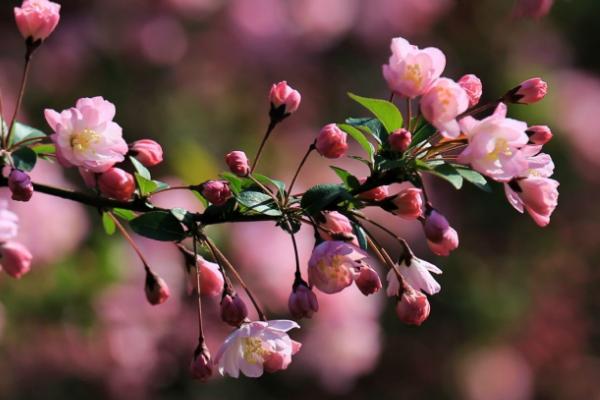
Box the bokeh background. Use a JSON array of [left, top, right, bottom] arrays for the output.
[[1, 0, 599, 399]]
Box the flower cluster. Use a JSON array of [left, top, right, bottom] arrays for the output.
[[0, 1, 558, 383]]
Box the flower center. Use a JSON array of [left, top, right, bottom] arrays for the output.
[[242, 337, 269, 365], [70, 128, 101, 153], [485, 138, 512, 161], [317, 255, 348, 281], [404, 64, 423, 88]]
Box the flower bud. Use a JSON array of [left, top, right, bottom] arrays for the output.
[[144, 270, 170, 305], [388, 129, 412, 153], [98, 168, 135, 201], [396, 287, 430, 325], [355, 267, 382, 296], [508, 77, 548, 104], [0, 241, 32, 279], [526, 125, 553, 145], [190, 342, 213, 381], [390, 188, 423, 219], [14, 0, 61, 42], [288, 283, 319, 319], [224, 150, 250, 177], [269, 81, 301, 116], [458, 74, 483, 107], [423, 209, 450, 243], [318, 211, 357, 244], [220, 294, 248, 327], [8, 169, 33, 202], [358, 181, 389, 202], [201, 180, 232, 206], [427, 227, 459, 256], [315, 124, 348, 159], [197, 256, 224, 297], [130, 139, 163, 167]]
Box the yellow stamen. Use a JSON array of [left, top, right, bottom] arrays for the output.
[[70, 128, 100, 153], [242, 337, 269, 364]]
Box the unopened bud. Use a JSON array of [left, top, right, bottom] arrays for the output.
[[388, 129, 412, 153], [0, 241, 33, 279], [201, 180, 232, 206], [288, 283, 319, 319], [98, 168, 135, 201], [225, 150, 250, 177], [396, 287, 430, 326], [190, 342, 213, 381], [427, 227, 459, 256], [315, 124, 348, 159], [269, 81, 301, 119], [423, 209, 450, 243], [220, 294, 248, 327], [8, 169, 33, 202], [355, 266, 382, 296], [458, 74, 483, 107], [507, 77, 548, 104], [130, 139, 163, 167], [526, 125, 553, 145], [144, 269, 170, 305]]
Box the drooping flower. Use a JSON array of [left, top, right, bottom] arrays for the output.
[[215, 320, 301, 378], [458, 103, 529, 182], [14, 0, 61, 42], [288, 283, 319, 319], [386, 256, 442, 296], [224, 150, 250, 177], [144, 269, 170, 305], [382, 36, 446, 98], [190, 342, 213, 381], [45, 97, 128, 173], [0, 241, 33, 279], [269, 81, 301, 115], [220, 294, 248, 327], [130, 139, 163, 167], [0, 202, 19, 243], [421, 77, 469, 139], [318, 211, 357, 244], [196, 256, 224, 297], [8, 169, 33, 202], [355, 267, 382, 296], [396, 285, 431, 325], [315, 124, 348, 159], [98, 167, 135, 201], [458, 74, 483, 107], [390, 187, 423, 219], [308, 240, 367, 294]]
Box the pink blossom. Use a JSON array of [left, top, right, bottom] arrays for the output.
[[190, 342, 212, 381], [130, 139, 163, 167], [8, 169, 33, 202], [144, 270, 170, 305], [315, 123, 348, 159], [526, 125, 553, 145], [308, 240, 367, 294], [14, 0, 61, 42], [269, 81, 301, 115], [221, 294, 248, 327], [196, 256, 224, 297], [423, 209, 450, 242], [98, 168, 135, 201], [288, 284, 319, 319], [510, 77, 548, 104], [390, 187, 423, 219], [504, 178, 559, 227], [421, 77, 469, 138], [0, 201, 19, 243], [386, 256, 442, 296], [382, 36, 446, 98], [201, 180, 232, 205], [458, 74, 483, 107], [388, 128, 412, 153], [318, 211, 357, 244], [396, 285, 430, 325], [224, 150, 250, 177], [215, 320, 300, 378], [45, 97, 128, 173], [458, 103, 529, 182], [0, 241, 33, 279], [357, 179, 389, 202], [355, 267, 382, 296], [427, 227, 459, 256]]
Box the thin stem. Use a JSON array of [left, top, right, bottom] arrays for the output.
[[193, 236, 205, 340], [148, 185, 192, 197], [248, 174, 280, 205], [286, 142, 315, 203], [406, 98, 412, 130], [0, 88, 6, 139], [458, 98, 502, 119], [5, 45, 35, 149], [108, 212, 151, 268], [9, 135, 48, 151], [204, 237, 267, 321], [288, 222, 301, 280], [250, 120, 277, 173], [351, 211, 412, 261]]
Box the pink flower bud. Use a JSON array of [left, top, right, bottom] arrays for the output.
[[98, 168, 135, 201], [144, 270, 170, 305], [526, 125, 553, 145], [388, 129, 412, 153], [423, 210, 450, 243], [224, 150, 250, 177], [14, 0, 61, 42], [8, 169, 33, 202], [288, 284, 319, 319], [0, 241, 33, 279], [315, 124, 348, 159], [190, 342, 213, 381], [427, 227, 459, 256], [358, 184, 389, 202], [391, 188, 423, 219], [396, 287, 430, 326], [201, 180, 232, 206], [269, 81, 301, 115], [458, 74, 483, 107], [130, 139, 163, 167], [197, 256, 224, 297], [510, 78, 548, 104], [220, 294, 248, 327], [355, 267, 382, 296], [318, 211, 357, 244]]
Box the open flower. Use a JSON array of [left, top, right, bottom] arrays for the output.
[[215, 320, 301, 378], [382, 36, 446, 98], [308, 240, 367, 294], [386, 256, 442, 296], [458, 103, 529, 182], [421, 77, 469, 138], [45, 97, 128, 173]]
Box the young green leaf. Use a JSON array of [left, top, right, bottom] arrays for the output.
[[410, 117, 437, 147], [113, 208, 137, 221], [129, 156, 151, 180], [418, 162, 463, 189], [330, 166, 361, 189], [347, 93, 403, 133], [453, 165, 492, 192], [102, 212, 116, 235], [130, 211, 186, 241], [236, 190, 282, 216], [345, 117, 385, 143], [9, 122, 46, 146], [252, 173, 286, 197], [11, 147, 37, 171], [32, 143, 56, 155], [300, 184, 351, 216], [338, 123, 375, 164], [135, 173, 159, 196]]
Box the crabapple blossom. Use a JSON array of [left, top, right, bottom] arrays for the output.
[[288, 283, 319, 319], [423, 209, 460, 256], [458, 74, 483, 107], [220, 294, 248, 327], [196, 256, 224, 297], [98, 168, 135, 201], [308, 240, 368, 294], [357, 179, 389, 202], [396, 286, 431, 325], [390, 187, 423, 219], [45, 97, 128, 173], [130, 139, 163, 167], [427, 227, 459, 257], [319, 211, 357, 244], [190, 342, 213, 381], [315, 124, 348, 159], [14, 0, 61, 42], [387, 256, 442, 297], [8, 169, 33, 202], [508, 77, 548, 104], [420, 77, 469, 139], [144, 270, 170, 305], [355, 267, 382, 296], [215, 320, 300, 378], [0, 202, 19, 243], [201, 180, 232, 205], [458, 103, 529, 182], [225, 150, 250, 177], [526, 125, 553, 145], [0, 241, 33, 279], [388, 128, 412, 153], [382, 36, 446, 98], [269, 81, 301, 116]]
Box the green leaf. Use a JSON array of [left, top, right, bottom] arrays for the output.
[[220, 172, 244, 195], [453, 166, 492, 192], [129, 156, 151, 180], [135, 173, 158, 196], [9, 122, 46, 146], [192, 190, 208, 208], [102, 212, 116, 235], [130, 211, 186, 241], [348, 93, 403, 133], [345, 117, 385, 143], [32, 143, 56, 155], [113, 208, 137, 221], [418, 162, 463, 189], [300, 184, 351, 216], [236, 190, 282, 216], [352, 222, 368, 251], [330, 166, 360, 189], [252, 173, 286, 198], [12, 146, 37, 171], [410, 118, 437, 147], [338, 123, 375, 163]]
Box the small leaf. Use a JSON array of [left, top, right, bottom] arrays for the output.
[[252, 173, 286, 197], [348, 93, 403, 133], [236, 190, 281, 216], [453, 166, 492, 192], [419, 162, 463, 189], [130, 211, 186, 241], [300, 184, 351, 216], [192, 190, 208, 207], [113, 208, 137, 221], [345, 117, 385, 143], [102, 212, 116, 235], [220, 172, 244, 195], [12, 147, 37, 171], [9, 122, 46, 146], [410, 118, 437, 147], [330, 166, 360, 189], [32, 143, 56, 155], [352, 222, 368, 251], [129, 156, 151, 180], [338, 123, 375, 163], [135, 173, 158, 196]]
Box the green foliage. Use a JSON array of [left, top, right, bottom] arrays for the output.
[[330, 166, 360, 189], [347, 93, 403, 133], [9, 122, 46, 146], [300, 184, 351, 216], [236, 190, 282, 216], [345, 117, 385, 144], [11, 146, 37, 171], [101, 212, 116, 235], [338, 123, 375, 164], [130, 211, 186, 241]]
